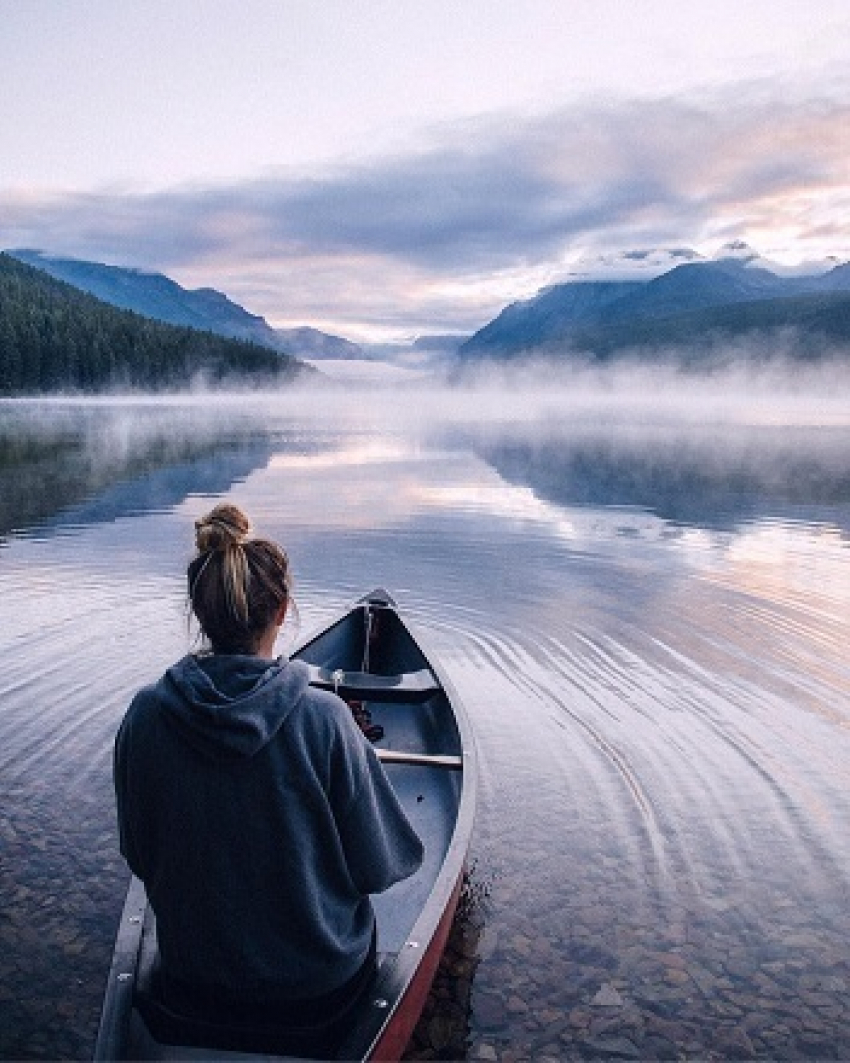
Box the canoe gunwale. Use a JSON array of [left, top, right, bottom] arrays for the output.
[[92, 875, 148, 1062], [299, 589, 478, 1060], [336, 602, 478, 1060]]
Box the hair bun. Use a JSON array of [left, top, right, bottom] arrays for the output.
[[195, 503, 252, 553]]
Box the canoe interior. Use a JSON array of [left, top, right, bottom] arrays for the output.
[[294, 595, 464, 955], [295, 594, 436, 676], [95, 590, 474, 1062]]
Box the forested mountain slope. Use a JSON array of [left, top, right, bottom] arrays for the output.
[[0, 254, 310, 393]]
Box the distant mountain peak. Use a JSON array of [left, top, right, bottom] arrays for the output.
[[566, 246, 704, 282], [273, 326, 364, 360], [715, 240, 760, 264]]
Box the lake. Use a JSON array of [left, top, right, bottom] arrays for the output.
[[1, 378, 849, 1061]]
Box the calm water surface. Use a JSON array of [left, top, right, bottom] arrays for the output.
[[1, 390, 849, 1061]]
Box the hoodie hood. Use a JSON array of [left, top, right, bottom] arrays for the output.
[[160, 654, 311, 757]]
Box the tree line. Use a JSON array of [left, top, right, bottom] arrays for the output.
[[0, 254, 307, 393]]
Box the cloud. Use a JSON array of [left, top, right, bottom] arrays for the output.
[[2, 81, 849, 336]]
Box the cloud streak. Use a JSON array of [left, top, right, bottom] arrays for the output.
[[3, 81, 849, 337]]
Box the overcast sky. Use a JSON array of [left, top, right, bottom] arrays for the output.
[[2, 0, 849, 341]]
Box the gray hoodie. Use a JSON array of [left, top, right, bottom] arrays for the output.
[[114, 653, 423, 1002]]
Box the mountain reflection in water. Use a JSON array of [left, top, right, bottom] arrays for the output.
[[0, 394, 848, 1061], [475, 423, 850, 532]]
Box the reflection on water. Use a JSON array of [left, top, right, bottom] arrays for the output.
[[475, 423, 850, 532], [0, 394, 849, 1061], [0, 400, 281, 542]]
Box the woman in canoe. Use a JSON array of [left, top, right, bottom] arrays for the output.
[[113, 503, 423, 1042]]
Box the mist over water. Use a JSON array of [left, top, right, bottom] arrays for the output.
[[1, 379, 849, 1060]]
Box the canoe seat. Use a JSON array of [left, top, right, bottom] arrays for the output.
[[133, 930, 373, 1059], [134, 987, 343, 1058], [305, 664, 440, 703]]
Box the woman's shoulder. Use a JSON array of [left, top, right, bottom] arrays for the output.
[[289, 680, 368, 749], [120, 656, 192, 727], [293, 679, 352, 724]]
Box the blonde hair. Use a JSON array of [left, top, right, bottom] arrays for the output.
[[188, 503, 292, 654]]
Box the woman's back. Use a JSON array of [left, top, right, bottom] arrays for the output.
[[113, 503, 423, 1009]]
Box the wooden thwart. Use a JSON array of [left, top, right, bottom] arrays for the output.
[[376, 749, 463, 770]]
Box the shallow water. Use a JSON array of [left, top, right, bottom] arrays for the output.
[[1, 390, 849, 1061]]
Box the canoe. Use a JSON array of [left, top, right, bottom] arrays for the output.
[[93, 589, 476, 1061]]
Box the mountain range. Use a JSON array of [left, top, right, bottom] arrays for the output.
[[459, 253, 850, 363], [7, 250, 365, 361], [0, 253, 309, 394], [9, 246, 850, 372]]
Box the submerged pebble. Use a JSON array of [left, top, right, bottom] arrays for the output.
[[402, 851, 850, 1062]]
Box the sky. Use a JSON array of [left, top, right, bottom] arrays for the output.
[[2, 0, 850, 343]]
